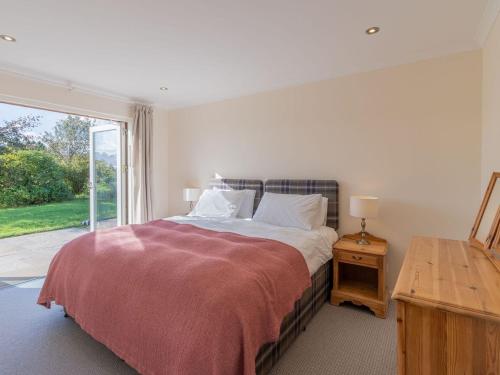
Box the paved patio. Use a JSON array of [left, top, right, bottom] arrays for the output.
[[0, 227, 88, 289]]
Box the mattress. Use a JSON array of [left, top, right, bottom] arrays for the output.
[[165, 216, 338, 275]]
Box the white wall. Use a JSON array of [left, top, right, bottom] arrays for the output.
[[482, 12, 500, 190], [0, 71, 169, 219], [167, 50, 482, 288]]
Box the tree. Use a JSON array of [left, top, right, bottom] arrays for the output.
[[42, 115, 95, 161], [42, 116, 95, 196], [63, 155, 89, 195], [0, 115, 43, 153]]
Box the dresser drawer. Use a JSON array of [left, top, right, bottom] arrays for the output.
[[336, 251, 379, 267]]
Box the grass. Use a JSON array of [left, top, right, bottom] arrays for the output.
[[0, 197, 116, 239]]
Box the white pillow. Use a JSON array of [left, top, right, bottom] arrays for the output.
[[236, 189, 256, 218], [315, 197, 328, 228], [253, 192, 323, 230], [213, 188, 256, 219], [189, 189, 245, 218]]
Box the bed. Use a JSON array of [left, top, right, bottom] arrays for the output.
[[253, 179, 338, 375], [38, 178, 339, 375]]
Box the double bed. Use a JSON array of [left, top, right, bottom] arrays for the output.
[[38, 179, 339, 375]]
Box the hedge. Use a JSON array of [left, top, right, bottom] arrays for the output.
[[0, 150, 72, 207]]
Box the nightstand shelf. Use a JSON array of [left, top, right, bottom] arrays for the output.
[[338, 280, 378, 300], [331, 234, 388, 318]]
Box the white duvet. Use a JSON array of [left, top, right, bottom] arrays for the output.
[[164, 216, 338, 275]]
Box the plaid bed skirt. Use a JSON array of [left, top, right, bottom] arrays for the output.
[[255, 259, 333, 374]]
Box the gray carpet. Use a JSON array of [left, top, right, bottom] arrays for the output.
[[0, 279, 396, 375], [268, 302, 397, 375]]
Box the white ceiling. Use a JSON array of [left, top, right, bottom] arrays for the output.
[[0, 0, 496, 109]]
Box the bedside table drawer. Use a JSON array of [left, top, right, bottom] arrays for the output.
[[336, 251, 378, 267]]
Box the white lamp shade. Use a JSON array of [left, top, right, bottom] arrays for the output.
[[350, 195, 379, 219], [183, 188, 201, 202]]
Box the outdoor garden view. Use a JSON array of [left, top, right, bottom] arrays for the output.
[[0, 104, 117, 239]]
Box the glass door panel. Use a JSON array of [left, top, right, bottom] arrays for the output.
[[89, 124, 123, 231]]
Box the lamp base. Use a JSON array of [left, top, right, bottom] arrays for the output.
[[343, 232, 387, 245], [357, 218, 370, 244], [357, 238, 371, 245]]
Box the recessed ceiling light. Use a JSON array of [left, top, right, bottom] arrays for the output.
[[365, 27, 380, 35], [160, 87, 168, 91], [0, 34, 16, 42]]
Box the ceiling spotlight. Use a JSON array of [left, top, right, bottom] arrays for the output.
[[365, 27, 380, 35], [0, 34, 16, 42], [160, 87, 168, 91]]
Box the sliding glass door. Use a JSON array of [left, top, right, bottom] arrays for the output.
[[89, 124, 127, 231]]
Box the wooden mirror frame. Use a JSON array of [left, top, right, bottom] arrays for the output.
[[469, 172, 500, 250], [492, 214, 500, 252], [484, 207, 500, 273]]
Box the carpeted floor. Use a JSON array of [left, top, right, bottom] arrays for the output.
[[0, 279, 396, 375]]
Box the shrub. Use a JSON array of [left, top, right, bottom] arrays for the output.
[[95, 160, 117, 201], [62, 155, 89, 196], [0, 150, 72, 207]]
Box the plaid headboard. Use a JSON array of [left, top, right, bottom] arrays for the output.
[[208, 179, 264, 214], [264, 179, 339, 229]]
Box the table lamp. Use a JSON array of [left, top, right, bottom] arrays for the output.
[[183, 188, 201, 210], [350, 195, 379, 245]]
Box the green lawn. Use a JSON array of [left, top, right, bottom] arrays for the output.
[[0, 198, 116, 239]]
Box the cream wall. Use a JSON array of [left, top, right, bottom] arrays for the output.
[[167, 50, 482, 288], [0, 71, 169, 219], [482, 13, 500, 190]]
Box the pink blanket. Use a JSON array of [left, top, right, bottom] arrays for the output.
[[38, 220, 311, 375]]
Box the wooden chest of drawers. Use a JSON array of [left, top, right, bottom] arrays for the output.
[[392, 236, 500, 374]]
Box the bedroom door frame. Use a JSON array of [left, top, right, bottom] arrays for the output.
[[89, 122, 128, 232]]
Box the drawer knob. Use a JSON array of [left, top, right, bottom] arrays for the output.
[[352, 255, 362, 261]]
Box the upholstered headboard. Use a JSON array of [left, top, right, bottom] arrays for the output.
[[208, 178, 264, 214], [264, 179, 339, 229]]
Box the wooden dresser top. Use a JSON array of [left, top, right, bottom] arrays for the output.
[[392, 236, 500, 322]]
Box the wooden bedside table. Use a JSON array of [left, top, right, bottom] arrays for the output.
[[330, 233, 388, 318]]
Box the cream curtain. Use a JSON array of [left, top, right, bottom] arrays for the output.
[[131, 105, 153, 223]]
